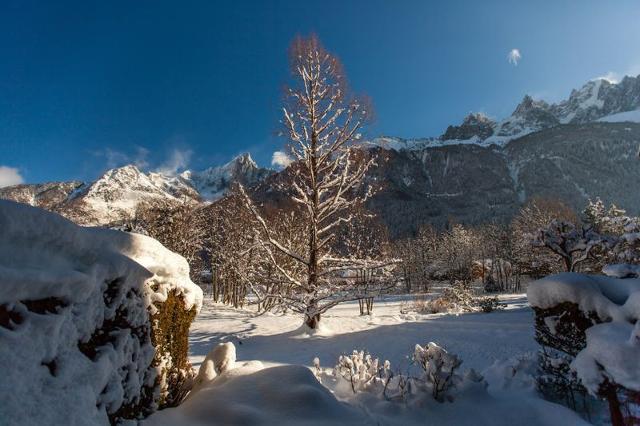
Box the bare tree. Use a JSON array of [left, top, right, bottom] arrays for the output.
[[241, 34, 388, 329], [532, 220, 601, 272]]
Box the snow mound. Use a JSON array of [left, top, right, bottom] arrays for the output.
[[192, 342, 237, 392], [146, 364, 365, 426], [0, 200, 203, 424]]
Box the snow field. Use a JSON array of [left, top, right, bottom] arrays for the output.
[[146, 295, 588, 425]]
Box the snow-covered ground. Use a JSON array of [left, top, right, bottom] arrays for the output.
[[188, 295, 535, 371], [146, 295, 590, 425]]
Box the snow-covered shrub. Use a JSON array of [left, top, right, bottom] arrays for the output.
[[536, 349, 591, 415], [333, 350, 391, 394], [477, 295, 503, 313], [572, 322, 640, 425], [420, 281, 476, 314], [326, 343, 482, 406], [0, 201, 203, 424], [528, 272, 640, 424], [413, 342, 463, 401]]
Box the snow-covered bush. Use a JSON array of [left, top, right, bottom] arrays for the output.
[[420, 281, 476, 314], [0, 201, 203, 424], [477, 295, 503, 313], [403, 285, 502, 315], [528, 272, 640, 424], [413, 342, 464, 401], [326, 343, 482, 405], [333, 350, 391, 394]]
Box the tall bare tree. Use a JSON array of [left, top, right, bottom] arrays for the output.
[[242, 34, 387, 329]]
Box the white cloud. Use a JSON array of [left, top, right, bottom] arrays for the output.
[[94, 146, 150, 170], [271, 151, 293, 169], [0, 166, 24, 188], [594, 71, 620, 84], [508, 49, 521, 66], [157, 148, 193, 175]]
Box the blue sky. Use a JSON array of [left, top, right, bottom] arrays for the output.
[[1, 0, 640, 184]]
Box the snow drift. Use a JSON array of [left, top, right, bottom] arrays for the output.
[[0, 200, 203, 425]]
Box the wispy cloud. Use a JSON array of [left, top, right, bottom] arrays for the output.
[[594, 71, 620, 84], [508, 49, 521, 66], [0, 166, 24, 187], [156, 148, 193, 175], [94, 146, 150, 170], [271, 151, 292, 169]]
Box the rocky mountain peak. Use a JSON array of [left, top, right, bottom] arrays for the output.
[[512, 95, 551, 117], [441, 113, 496, 141]]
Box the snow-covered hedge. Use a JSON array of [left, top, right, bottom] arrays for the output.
[[0, 200, 203, 424], [528, 272, 640, 424]]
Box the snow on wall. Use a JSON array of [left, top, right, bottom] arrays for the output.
[[0, 200, 202, 424]]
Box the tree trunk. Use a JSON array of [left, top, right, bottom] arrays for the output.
[[304, 299, 321, 329], [604, 385, 624, 426]]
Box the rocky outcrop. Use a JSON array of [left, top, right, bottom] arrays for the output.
[[442, 113, 495, 140]]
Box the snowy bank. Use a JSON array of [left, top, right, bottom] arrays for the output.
[[147, 342, 588, 426], [0, 200, 203, 424]]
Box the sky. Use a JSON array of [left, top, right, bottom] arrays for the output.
[[1, 0, 640, 185]]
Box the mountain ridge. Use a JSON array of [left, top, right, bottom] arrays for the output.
[[2, 75, 640, 231]]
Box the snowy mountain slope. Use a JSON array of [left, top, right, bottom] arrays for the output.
[[597, 109, 640, 123], [61, 164, 200, 225], [0, 180, 84, 211], [0, 153, 272, 226]]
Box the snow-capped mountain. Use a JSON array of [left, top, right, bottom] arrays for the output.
[[0, 153, 272, 225], [4, 75, 640, 233], [61, 164, 200, 225], [376, 74, 640, 150], [182, 153, 272, 200]]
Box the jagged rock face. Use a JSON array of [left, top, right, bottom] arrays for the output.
[[442, 113, 495, 140], [553, 76, 640, 124]]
